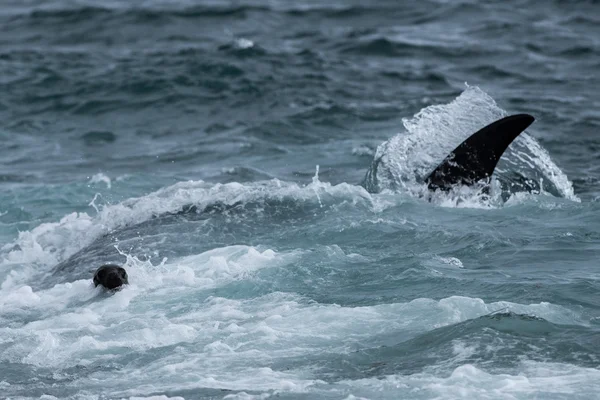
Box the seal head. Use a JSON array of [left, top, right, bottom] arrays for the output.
[[93, 264, 128, 290]]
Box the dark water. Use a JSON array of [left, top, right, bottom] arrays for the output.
[[1, 1, 599, 399]]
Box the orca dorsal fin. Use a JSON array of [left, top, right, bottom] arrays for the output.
[[425, 114, 535, 191]]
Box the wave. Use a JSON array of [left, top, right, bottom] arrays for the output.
[[339, 35, 484, 58], [0, 285, 589, 396], [0, 177, 374, 285], [332, 361, 600, 400], [12, 5, 270, 24]]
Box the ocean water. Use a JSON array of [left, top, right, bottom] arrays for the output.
[[1, 0, 599, 399]]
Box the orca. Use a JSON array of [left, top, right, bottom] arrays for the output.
[[424, 114, 535, 192], [50, 114, 536, 290], [93, 264, 128, 290]]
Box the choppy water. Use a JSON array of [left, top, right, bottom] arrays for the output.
[[1, 1, 600, 399]]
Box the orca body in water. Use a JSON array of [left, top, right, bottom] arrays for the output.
[[424, 114, 535, 192]]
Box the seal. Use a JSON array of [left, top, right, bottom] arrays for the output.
[[93, 264, 129, 290]]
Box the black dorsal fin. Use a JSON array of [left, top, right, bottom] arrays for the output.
[[425, 114, 535, 191]]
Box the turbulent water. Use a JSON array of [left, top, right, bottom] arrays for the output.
[[1, 1, 600, 399]]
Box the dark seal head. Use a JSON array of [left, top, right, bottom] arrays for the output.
[[93, 264, 129, 290]]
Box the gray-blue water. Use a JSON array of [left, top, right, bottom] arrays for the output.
[[1, 1, 599, 399]]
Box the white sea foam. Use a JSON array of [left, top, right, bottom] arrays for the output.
[[0, 178, 374, 287], [333, 361, 600, 399], [0, 275, 588, 397], [235, 38, 255, 49]]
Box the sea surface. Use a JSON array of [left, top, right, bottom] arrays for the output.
[[1, 1, 599, 399]]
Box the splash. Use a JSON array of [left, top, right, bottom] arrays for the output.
[[363, 85, 579, 204], [88, 173, 112, 189]]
